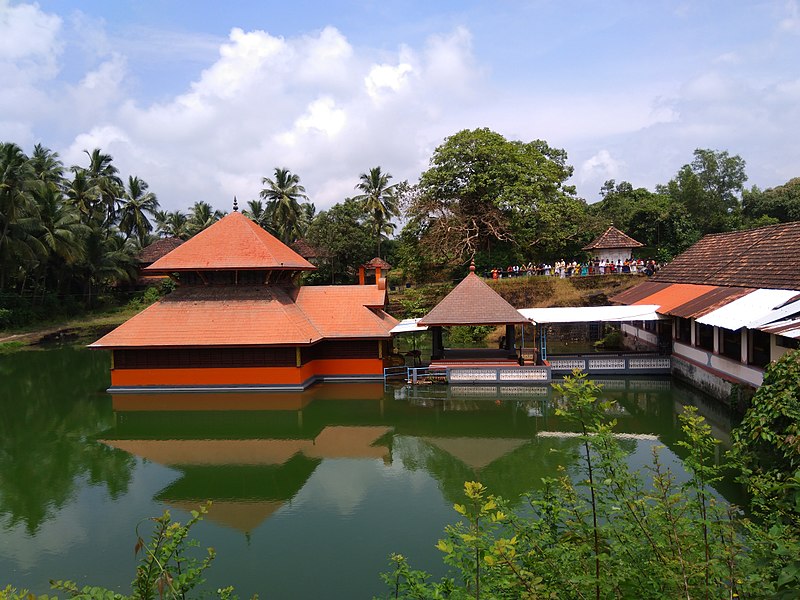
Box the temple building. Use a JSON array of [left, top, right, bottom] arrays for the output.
[[611, 221, 800, 401], [90, 208, 397, 392], [583, 225, 644, 263]]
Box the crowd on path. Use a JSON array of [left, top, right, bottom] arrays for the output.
[[485, 258, 660, 279]]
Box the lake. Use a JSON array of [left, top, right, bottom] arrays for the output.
[[0, 347, 739, 599]]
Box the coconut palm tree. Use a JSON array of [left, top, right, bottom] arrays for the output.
[[243, 199, 271, 231], [187, 201, 224, 235], [0, 143, 40, 289], [353, 166, 399, 257], [156, 210, 191, 240], [260, 168, 308, 244], [29, 144, 64, 188], [119, 176, 159, 246], [65, 170, 101, 225], [81, 148, 123, 229]]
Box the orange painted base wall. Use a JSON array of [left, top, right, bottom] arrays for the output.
[[110, 358, 384, 388]]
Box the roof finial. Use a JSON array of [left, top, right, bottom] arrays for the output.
[[233, 196, 239, 212], [469, 260, 476, 273]]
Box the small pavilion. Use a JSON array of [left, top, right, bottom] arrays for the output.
[[583, 226, 644, 263], [418, 264, 529, 363], [359, 257, 391, 286]]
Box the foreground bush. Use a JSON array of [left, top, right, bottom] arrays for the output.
[[380, 368, 800, 599]]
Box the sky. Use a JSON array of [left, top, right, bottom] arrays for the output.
[[2, 0, 800, 213]]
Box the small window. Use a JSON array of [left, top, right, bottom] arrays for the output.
[[675, 318, 692, 343], [719, 328, 742, 360], [696, 323, 714, 351], [749, 330, 771, 368]]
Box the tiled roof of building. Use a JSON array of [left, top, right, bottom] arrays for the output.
[[295, 286, 397, 338], [291, 238, 330, 259], [583, 226, 644, 250], [610, 282, 756, 318], [137, 237, 184, 264], [652, 221, 800, 290], [419, 271, 528, 326], [363, 257, 392, 269], [90, 284, 396, 349], [145, 212, 315, 273]]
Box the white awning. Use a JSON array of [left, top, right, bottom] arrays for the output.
[[757, 317, 800, 339], [696, 289, 800, 331], [517, 304, 665, 324], [746, 298, 800, 329], [389, 318, 429, 334]]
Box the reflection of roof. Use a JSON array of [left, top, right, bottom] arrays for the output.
[[169, 499, 284, 533], [145, 212, 315, 272], [89, 284, 396, 348], [423, 437, 528, 470], [100, 426, 392, 465], [583, 226, 643, 250], [518, 305, 665, 324], [363, 257, 392, 269], [652, 221, 800, 290], [419, 273, 527, 326], [137, 237, 184, 264]]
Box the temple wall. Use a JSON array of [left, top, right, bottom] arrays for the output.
[[110, 358, 385, 390]]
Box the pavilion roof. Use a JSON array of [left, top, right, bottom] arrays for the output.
[[290, 238, 330, 259], [145, 211, 315, 273], [363, 257, 392, 269], [418, 271, 527, 326], [89, 284, 396, 349], [137, 237, 184, 264], [583, 226, 644, 250]]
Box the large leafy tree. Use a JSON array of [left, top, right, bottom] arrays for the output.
[[119, 176, 159, 246], [404, 128, 585, 267], [260, 167, 308, 244], [660, 148, 747, 234], [82, 148, 123, 229], [353, 166, 399, 257], [743, 177, 800, 224], [305, 198, 373, 283]]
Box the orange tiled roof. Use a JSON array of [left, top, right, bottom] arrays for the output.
[[583, 226, 644, 250], [363, 257, 392, 269], [295, 286, 397, 338], [145, 212, 315, 272], [419, 272, 528, 326], [90, 284, 396, 349]]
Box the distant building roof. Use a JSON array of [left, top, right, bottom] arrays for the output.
[[137, 237, 184, 264], [89, 284, 396, 349], [145, 212, 315, 273], [583, 226, 644, 250], [291, 238, 330, 259], [651, 221, 800, 290], [363, 257, 392, 270], [419, 269, 527, 326]]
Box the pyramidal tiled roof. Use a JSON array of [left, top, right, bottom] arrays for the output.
[[364, 257, 392, 269], [418, 271, 527, 326], [145, 212, 315, 272], [137, 237, 184, 264], [583, 226, 644, 250]]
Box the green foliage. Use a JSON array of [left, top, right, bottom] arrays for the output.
[[730, 350, 800, 596], [45, 503, 237, 600], [402, 128, 587, 267], [445, 326, 495, 347], [381, 371, 765, 599], [125, 287, 163, 312]]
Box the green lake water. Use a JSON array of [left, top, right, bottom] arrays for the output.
[[0, 347, 740, 599]]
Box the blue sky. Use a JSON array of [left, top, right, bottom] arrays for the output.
[[2, 0, 799, 212]]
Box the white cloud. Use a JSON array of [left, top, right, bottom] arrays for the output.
[[779, 0, 800, 33], [365, 62, 413, 100]]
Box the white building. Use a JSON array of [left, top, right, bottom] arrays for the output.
[[611, 221, 800, 403]]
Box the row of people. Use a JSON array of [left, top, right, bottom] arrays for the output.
[[486, 259, 659, 279]]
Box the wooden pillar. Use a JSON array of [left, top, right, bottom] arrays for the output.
[[296, 347, 302, 367], [358, 266, 365, 285], [505, 324, 516, 353], [375, 267, 382, 284]]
